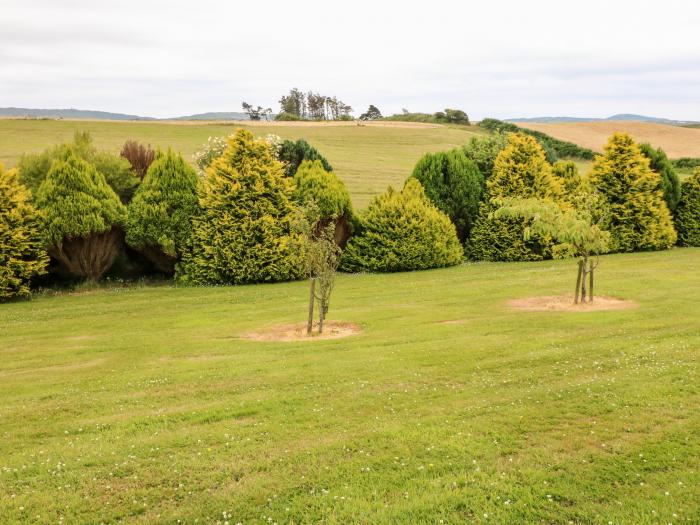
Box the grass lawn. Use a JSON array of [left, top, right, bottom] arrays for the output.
[[1, 249, 698, 524], [0, 120, 483, 209]]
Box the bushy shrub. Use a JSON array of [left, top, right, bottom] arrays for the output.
[[467, 133, 564, 261], [293, 160, 353, 246], [0, 164, 48, 300], [193, 136, 228, 174], [275, 112, 303, 121], [341, 179, 463, 272], [19, 132, 139, 203], [462, 133, 508, 179], [179, 129, 303, 285], [120, 140, 156, 180], [35, 152, 127, 281], [638, 143, 681, 211], [552, 160, 583, 196], [675, 169, 700, 246], [278, 139, 333, 178], [409, 149, 483, 242], [589, 133, 676, 252], [125, 149, 199, 274]]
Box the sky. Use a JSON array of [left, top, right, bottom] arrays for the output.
[[2, 0, 700, 120]]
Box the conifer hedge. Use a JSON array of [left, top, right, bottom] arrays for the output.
[[125, 149, 199, 274], [179, 130, 303, 285], [675, 169, 700, 247], [0, 164, 48, 299], [341, 179, 463, 272], [35, 152, 127, 281]]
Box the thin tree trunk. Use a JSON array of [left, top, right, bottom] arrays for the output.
[[580, 256, 587, 303], [574, 259, 583, 304], [318, 306, 325, 335], [307, 279, 316, 336], [589, 261, 594, 302]]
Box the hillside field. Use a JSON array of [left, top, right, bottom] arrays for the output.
[[1, 249, 699, 523], [0, 119, 484, 208], [519, 121, 700, 159]]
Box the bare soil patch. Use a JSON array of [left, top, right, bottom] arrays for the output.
[[244, 321, 361, 342], [508, 295, 636, 312]]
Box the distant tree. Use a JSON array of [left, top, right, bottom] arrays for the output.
[[293, 159, 353, 246], [638, 143, 681, 212], [242, 102, 272, 121], [179, 129, 303, 285], [125, 149, 199, 274], [120, 140, 156, 180], [342, 179, 463, 272], [0, 164, 48, 300], [675, 168, 700, 246], [279, 88, 306, 118], [589, 133, 676, 252], [462, 133, 508, 179], [306, 92, 327, 120], [437, 109, 469, 125], [495, 196, 610, 303], [296, 202, 342, 335], [409, 149, 483, 242], [18, 132, 139, 203], [35, 152, 127, 282], [277, 139, 333, 178], [359, 105, 382, 121]]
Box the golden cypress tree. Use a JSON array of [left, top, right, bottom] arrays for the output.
[[589, 133, 676, 252], [0, 164, 48, 300]]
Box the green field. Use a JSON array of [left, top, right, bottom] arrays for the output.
[[0, 120, 483, 208], [1, 249, 699, 524]]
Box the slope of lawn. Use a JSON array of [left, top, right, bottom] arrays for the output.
[[1, 248, 698, 524], [0, 119, 484, 208]]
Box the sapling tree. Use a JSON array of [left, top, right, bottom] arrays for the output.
[[295, 202, 342, 335], [494, 196, 610, 303]]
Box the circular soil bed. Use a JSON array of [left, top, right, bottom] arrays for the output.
[[508, 295, 636, 312], [244, 321, 361, 342]]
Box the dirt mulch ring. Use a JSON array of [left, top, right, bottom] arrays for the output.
[[508, 295, 636, 312], [244, 321, 361, 342]]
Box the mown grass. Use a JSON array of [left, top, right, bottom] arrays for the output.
[[0, 120, 483, 208], [1, 249, 698, 524]]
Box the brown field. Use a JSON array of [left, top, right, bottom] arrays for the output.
[[519, 121, 700, 158]]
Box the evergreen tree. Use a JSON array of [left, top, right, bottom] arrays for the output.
[[35, 152, 127, 281], [277, 139, 333, 178], [467, 133, 564, 261], [639, 143, 681, 212], [0, 164, 48, 300], [409, 149, 483, 242], [125, 149, 199, 274], [589, 133, 676, 252], [675, 169, 700, 247], [179, 129, 303, 285], [341, 179, 463, 272], [462, 133, 508, 179]]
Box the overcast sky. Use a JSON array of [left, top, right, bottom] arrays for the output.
[[2, 0, 699, 120]]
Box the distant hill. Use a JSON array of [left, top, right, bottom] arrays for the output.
[[508, 114, 699, 125], [0, 107, 251, 121]]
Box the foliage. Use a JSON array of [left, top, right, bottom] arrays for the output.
[[434, 108, 469, 125], [35, 152, 127, 281], [495, 196, 610, 302], [278, 88, 352, 120], [275, 112, 303, 121], [193, 135, 228, 174], [179, 129, 303, 285], [120, 140, 156, 180], [672, 157, 700, 169], [467, 133, 564, 261], [552, 160, 584, 196], [675, 169, 700, 246], [638, 143, 681, 211], [479, 118, 596, 161], [409, 149, 483, 242], [359, 105, 382, 121], [0, 164, 48, 299], [18, 131, 139, 203], [383, 110, 469, 125], [589, 133, 677, 252], [125, 149, 199, 273], [242, 102, 272, 121], [462, 133, 508, 179], [341, 179, 463, 272], [277, 139, 333, 178]]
